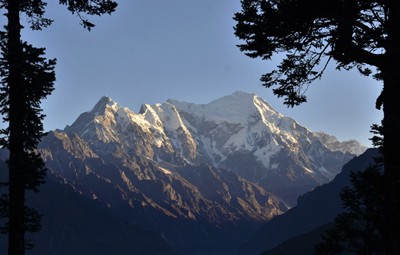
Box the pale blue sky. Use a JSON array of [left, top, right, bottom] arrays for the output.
[[19, 0, 382, 146]]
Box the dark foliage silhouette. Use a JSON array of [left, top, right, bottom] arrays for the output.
[[314, 164, 385, 254], [0, 1, 117, 255], [234, 1, 400, 253]]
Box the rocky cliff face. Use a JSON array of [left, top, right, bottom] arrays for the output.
[[39, 131, 286, 254]]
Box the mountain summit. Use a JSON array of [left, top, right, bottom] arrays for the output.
[[63, 91, 363, 205], [37, 91, 365, 254]]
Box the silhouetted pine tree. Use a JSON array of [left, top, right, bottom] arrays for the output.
[[234, 1, 400, 253], [314, 165, 385, 255], [0, 1, 117, 255]]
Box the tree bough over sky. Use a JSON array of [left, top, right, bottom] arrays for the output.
[[235, 0, 388, 106]]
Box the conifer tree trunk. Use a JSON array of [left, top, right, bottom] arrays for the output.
[[382, 72, 400, 255], [382, 1, 400, 254], [6, 0, 26, 254], [0, 1, 116, 255]]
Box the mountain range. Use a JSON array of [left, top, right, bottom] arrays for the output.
[[0, 91, 367, 255], [60, 91, 364, 205]]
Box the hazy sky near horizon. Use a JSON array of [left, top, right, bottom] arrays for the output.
[[19, 0, 382, 146]]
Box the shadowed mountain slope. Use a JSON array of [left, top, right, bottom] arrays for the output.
[[0, 160, 178, 255], [240, 148, 378, 255]]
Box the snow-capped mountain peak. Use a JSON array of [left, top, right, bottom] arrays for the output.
[[167, 91, 313, 168], [91, 96, 119, 115], [62, 91, 364, 205], [168, 91, 279, 125]]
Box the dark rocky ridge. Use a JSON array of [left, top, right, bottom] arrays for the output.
[[240, 148, 378, 255], [37, 130, 286, 254]]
